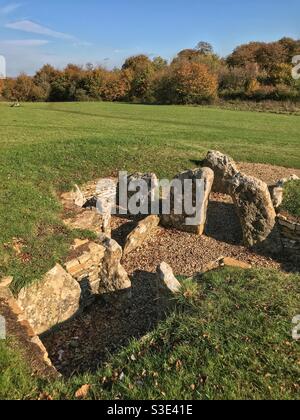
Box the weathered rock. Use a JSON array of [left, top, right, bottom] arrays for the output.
[[124, 215, 160, 255], [117, 172, 158, 214], [200, 257, 251, 274], [64, 209, 102, 235], [229, 173, 276, 247], [17, 264, 81, 335], [161, 167, 214, 235], [100, 238, 132, 297], [203, 150, 239, 194], [269, 175, 299, 209], [0, 276, 13, 289], [0, 277, 13, 300], [269, 185, 284, 209], [74, 185, 86, 207], [220, 257, 251, 269], [65, 241, 106, 305], [277, 174, 299, 187], [156, 262, 181, 294]]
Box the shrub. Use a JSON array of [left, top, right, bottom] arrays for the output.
[[281, 180, 300, 218]]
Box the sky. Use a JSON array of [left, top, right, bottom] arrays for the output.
[[0, 0, 299, 76]]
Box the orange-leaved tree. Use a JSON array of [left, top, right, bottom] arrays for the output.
[[166, 61, 218, 104]]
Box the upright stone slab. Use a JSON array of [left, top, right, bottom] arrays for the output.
[[117, 172, 158, 215], [17, 264, 81, 335], [229, 173, 277, 247], [161, 167, 214, 235], [203, 150, 239, 194], [100, 238, 132, 297]]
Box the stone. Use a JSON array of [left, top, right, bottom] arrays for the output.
[[276, 174, 299, 187], [117, 172, 158, 214], [64, 209, 102, 234], [161, 167, 214, 235], [277, 214, 300, 268], [124, 215, 160, 255], [269, 175, 299, 209], [157, 262, 181, 295], [65, 241, 106, 305], [202, 150, 239, 194], [17, 264, 81, 335], [200, 257, 251, 274], [229, 173, 276, 247], [220, 257, 251, 269], [99, 238, 132, 297], [74, 185, 86, 207], [0, 277, 14, 300], [101, 211, 112, 237], [0, 276, 13, 288], [269, 185, 284, 209]]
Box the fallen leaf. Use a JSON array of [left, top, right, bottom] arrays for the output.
[[75, 384, 91, 399], [38, 392, 53, 401]]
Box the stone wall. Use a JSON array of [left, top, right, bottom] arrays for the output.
[[0, 277, 58, 377], [277, 214, 300, 267], [16, 238, 131, 336]]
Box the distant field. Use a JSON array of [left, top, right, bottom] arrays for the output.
[[0, 102, 300, 290]]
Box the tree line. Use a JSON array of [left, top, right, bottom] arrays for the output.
[[1, 38, 300, 104]]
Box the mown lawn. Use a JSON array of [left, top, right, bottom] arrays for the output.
[[1, 268, 299, 400], [0, 102, 300, 291]]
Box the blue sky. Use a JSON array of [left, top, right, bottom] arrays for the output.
[[0, 0, 299, 76]]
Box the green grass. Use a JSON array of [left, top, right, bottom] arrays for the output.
[[282, 180, 300, 218], [0, 101, 300, 291], [0, 338, 39, 400], [1, 268, 299, 400]]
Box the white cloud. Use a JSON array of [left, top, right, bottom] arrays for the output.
[[0, 3, 21, 15], [5, 19, 75, 40], [0, 39, 49, 47], [73, 41, 93, 47]]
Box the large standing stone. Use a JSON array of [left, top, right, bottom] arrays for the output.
[[229, 173, 277, 247], [124, 215, 160, 255], [117, 172, 158, 215], [17, 264, 81, 335], [100, 238, 132, 297], [203, 150, 239, 194], [161, 167, 214, 235]]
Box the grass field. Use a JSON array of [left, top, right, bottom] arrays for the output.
[[1, 268, 299, 400], [0, 101, 300, 291]]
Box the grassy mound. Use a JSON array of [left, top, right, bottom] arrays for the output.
[[1, 268, 299, 400]]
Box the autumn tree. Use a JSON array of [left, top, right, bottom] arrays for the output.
[[122, 55, 154, 101], [163, 61, 218, 104], [195, 41, 214, 55], [34, 64, 58, 100]]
